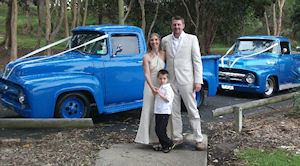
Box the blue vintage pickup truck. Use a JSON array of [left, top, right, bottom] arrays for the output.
[[0, 25, 219, 118], [219, 35, 300, 97]]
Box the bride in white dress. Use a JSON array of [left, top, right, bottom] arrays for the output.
[[135, 33, 166, 150]]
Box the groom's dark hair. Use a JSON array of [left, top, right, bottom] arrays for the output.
[[172, 16, 185, 24], [157, 69, 169, 78]]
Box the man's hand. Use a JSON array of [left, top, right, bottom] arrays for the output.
[[194, 83, 202, 92]]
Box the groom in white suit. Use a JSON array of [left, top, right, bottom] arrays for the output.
[[162, 16, 205, 150]]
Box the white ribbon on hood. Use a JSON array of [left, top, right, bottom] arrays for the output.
[[3, 34, 109, 79]]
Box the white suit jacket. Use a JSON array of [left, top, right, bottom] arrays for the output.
[[162, 32, 203, 85]]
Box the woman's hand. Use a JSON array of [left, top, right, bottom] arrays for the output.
[[151, 87, 158, 97]]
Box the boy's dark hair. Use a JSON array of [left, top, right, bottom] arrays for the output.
[[157, 69, 169, 78], [172, 16, 185, 24]]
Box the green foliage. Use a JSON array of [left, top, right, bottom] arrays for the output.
[[214, 0, 257, 44], [291, 0, 300, 38], [210, 43, 229, 55], [291, 40, 300, 50], [237, 148, 300, 166]]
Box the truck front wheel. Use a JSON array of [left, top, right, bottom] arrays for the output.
[[262, 77, 276, 98], [55, 92, 90, 118]]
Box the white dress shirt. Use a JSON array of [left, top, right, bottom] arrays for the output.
[[172, 32, 184, 55], [154, 83, 174, 114]]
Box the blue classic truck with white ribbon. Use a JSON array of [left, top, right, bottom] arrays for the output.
[[0, 25, 219, 118], [219, 35, 300, 97]]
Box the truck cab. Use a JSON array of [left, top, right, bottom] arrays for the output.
[[219, 36, 300, 97]]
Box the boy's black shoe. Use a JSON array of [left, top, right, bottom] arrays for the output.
[[162, 143, 175, 153], [162, 146, 172, 153]]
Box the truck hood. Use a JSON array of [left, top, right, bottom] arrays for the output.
[[3, 52, 94, 79], [219, 53, 277, 71]]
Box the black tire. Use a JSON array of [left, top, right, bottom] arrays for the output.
[[55, 92, 91, 118], [262, 77, 277, 98]]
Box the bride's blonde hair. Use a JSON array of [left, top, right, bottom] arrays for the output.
[[147, 33, 162, 52]]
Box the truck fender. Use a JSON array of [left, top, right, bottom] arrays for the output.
[[53, 76, 105, 116]]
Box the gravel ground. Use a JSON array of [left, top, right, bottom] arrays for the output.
[[0, 109, 140, 166], [1, 107, 299, 165]]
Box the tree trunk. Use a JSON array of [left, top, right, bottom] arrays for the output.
[[97, 3, 103, 24], [200, 1, 219, 56], [147, 3, 159, 43], [82, 0, 89, 26], [35, 0, 44, 49], [272, 3, 277, 36], [119, 0, 124, 24], [24, 5, 32, 34], [264, 8, 271, 36], [202, 17, 218, 55], [76, 0, 81, 27], [194, 0, 200, 37], [62, 0, 69, 37], [45, 0, 51, 54], [123, 0, 134, 23], [138, 0, 146, 33], [63, 0, 69, 37], [1, 0, 12, 49], [10, 0, 18, 61], [277, 0, 286, 36], [50, 0, 65, 42], [71, 0, 78, 30]]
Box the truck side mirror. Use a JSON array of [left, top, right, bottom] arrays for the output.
[[282, 48, 288, 54], [296, 46, 300, 52], [113, 44, 123, 58]]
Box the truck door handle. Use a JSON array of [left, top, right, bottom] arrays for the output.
[[137, 60, 143, 63]]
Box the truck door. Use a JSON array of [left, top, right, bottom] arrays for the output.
[[279, 41, 293, 84], [104, 33, 145, 105]]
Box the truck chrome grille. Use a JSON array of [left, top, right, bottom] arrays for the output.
[[0, 78, 27, 108], [219, 68, 255, 84]]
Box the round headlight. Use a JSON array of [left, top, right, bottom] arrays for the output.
[[18, 91, 25, 104], [245, 73, 255, 84]]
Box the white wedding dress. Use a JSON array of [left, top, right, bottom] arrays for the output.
[[135, 54, 165, 144]]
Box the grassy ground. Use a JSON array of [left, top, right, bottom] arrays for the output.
[[237, 148, 300, 166]]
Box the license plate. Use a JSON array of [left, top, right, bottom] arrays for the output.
[[221, 85, 234, 90]]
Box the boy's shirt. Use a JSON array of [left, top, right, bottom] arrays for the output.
[[154, 83, 174, 114]]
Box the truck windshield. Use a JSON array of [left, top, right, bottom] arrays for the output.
[[67, 32, 107, 55], [235, 39, 277, 54]]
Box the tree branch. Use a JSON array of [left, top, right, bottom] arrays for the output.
[[123, 0, 134, 22], [181, 0, 196, 28], [147, 3, 160, 43]]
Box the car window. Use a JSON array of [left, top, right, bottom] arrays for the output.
[[111, 34, 140, 55], [280, 42, 290, 54], [83, 39, 107, 55], [235, 39, 277, 54], [69, 32, 107, 55]]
